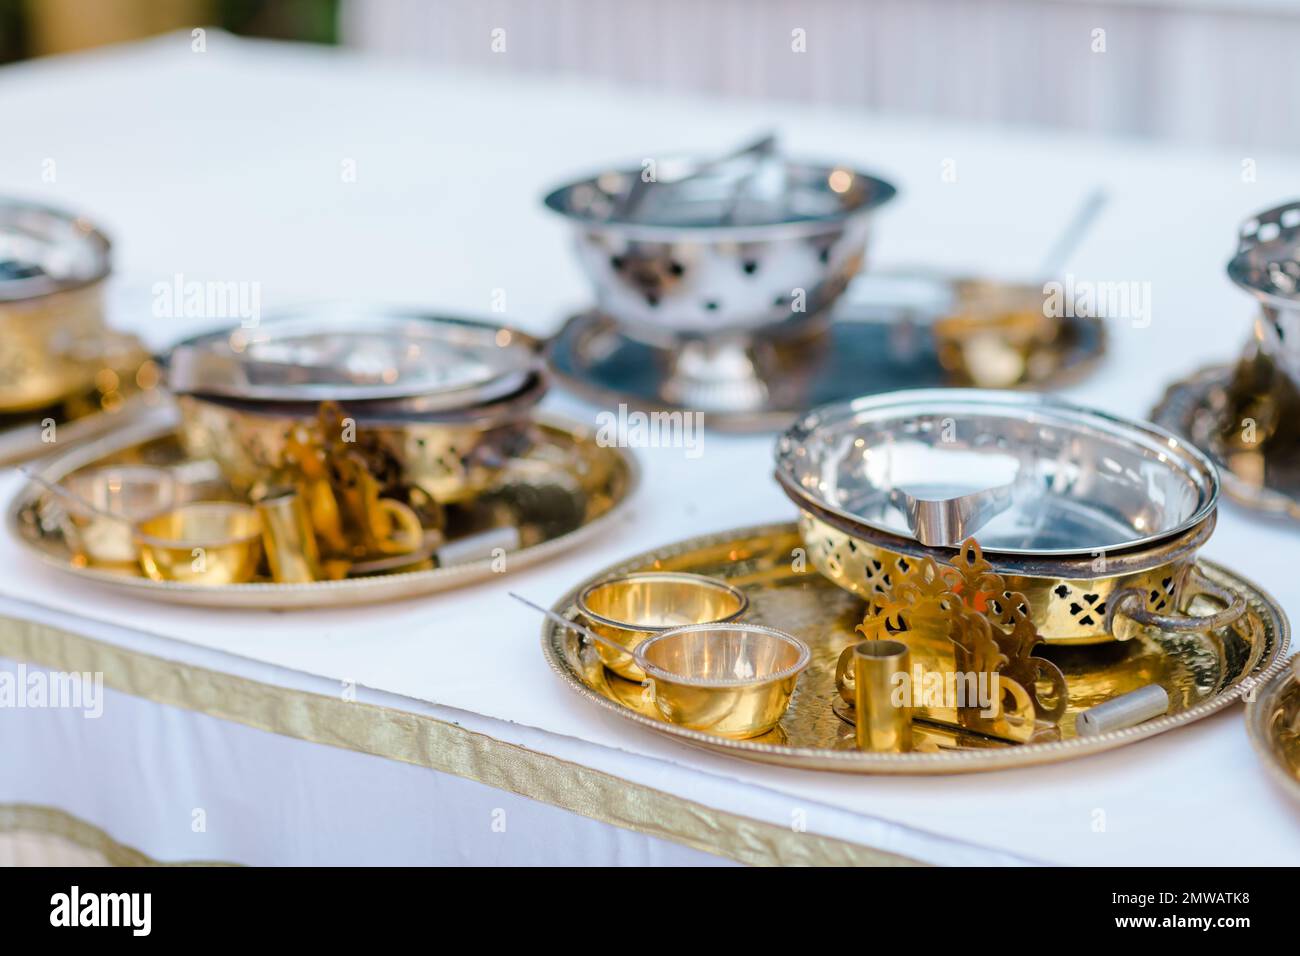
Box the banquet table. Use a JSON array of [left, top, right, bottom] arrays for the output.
[[1, 31, 1298, 867]]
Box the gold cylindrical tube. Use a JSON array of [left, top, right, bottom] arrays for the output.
[[256, 491, 320, 584], [839, 640, 912, 752]]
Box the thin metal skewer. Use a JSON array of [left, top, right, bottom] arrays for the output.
[[509, 591, 629, 655], [1037, 188, 1108, 279]]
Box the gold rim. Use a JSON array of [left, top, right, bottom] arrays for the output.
[[577, 571, 749, 631], [542, 521, 1290, 774], [0, 803, 232, 866]]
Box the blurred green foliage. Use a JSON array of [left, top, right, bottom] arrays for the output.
[[0, 0, 338, 64], [217, 0, 337, 44]]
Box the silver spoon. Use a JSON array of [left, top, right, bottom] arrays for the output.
[[615, 131, 778, 221]]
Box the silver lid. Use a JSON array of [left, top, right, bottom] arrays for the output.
[[1227, 201, 1300, 307], [166, 307, 542, 409], [774, 389, 1219, 557], [543, 158, 896, 239], [0, 199, 111, 302]]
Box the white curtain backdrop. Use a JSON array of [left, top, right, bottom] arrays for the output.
[[341, 0, 1300, 151]]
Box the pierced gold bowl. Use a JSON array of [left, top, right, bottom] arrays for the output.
[[0, 199, 113, 414], [577, 571, 748, 680], [135, 501, 263, 585], [636, 623, 810, 739]]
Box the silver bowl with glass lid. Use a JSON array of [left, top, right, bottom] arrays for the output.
[[774, 389, 1239, 644], [166, 306, 547, 504]]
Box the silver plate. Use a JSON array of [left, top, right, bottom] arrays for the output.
[[166, 307, 542, 408], [0, 199, 111, 302], [775, 388, 1219, 556], [547, 307, 1106, 434]]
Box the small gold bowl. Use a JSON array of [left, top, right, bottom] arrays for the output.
[[61, 466, 178, 566], [135, 501, 263, 585], [634, 623, 810, 739], [577, 571, 748, 680]]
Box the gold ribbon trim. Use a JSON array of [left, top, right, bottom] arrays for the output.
[[0, 803, 228, 866], [0, 614, 922, 867]]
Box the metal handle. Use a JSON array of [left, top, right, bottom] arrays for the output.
[[1105, 565, 1247, 638], [834, 645, 858, 706], [1025, 657, 1069, 723]]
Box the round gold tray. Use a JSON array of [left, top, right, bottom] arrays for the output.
[[9, 411, 637, 609], [1245, 657, 1300, 803], [542, 522, 1289, 773]]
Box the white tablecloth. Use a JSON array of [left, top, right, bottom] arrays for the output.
[[1, 31, 1297, 865]]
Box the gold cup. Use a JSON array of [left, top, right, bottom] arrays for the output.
[[60, 466, 178, 566], [635, 623, 810, 739], [836, 640, 913, 752], [577, 572, 748, 680], [135, 501, 263, 585], [255, 491, 321, 583]]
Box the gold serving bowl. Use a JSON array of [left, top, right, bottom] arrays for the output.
[[61, 465, 178, 566], [167, 310, 547, 507], [0, 200, 113, 413], [577, 571, 748, 680], [634, 623, 810, 739], [932, 279, 1068, 389], [135, 501, 263, 585]]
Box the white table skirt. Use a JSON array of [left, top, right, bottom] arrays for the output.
[[1, 31, 1298, 866], [0, 648, 734, 866]]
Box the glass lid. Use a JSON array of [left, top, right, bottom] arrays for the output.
[[166, 307, 542, 407], [0, 199, 111, 301], [774, 389, 1220, 556]]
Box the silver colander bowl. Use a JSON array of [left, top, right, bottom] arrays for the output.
[[544, 158, 896, 343]]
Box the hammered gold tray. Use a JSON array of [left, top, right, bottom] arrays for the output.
[[9, 410, 637, 609], [1246, 658, 1300, 803], [542, 522, 1289, 773]]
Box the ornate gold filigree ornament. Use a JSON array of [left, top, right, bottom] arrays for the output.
[[843, 539, 1068, 745]]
